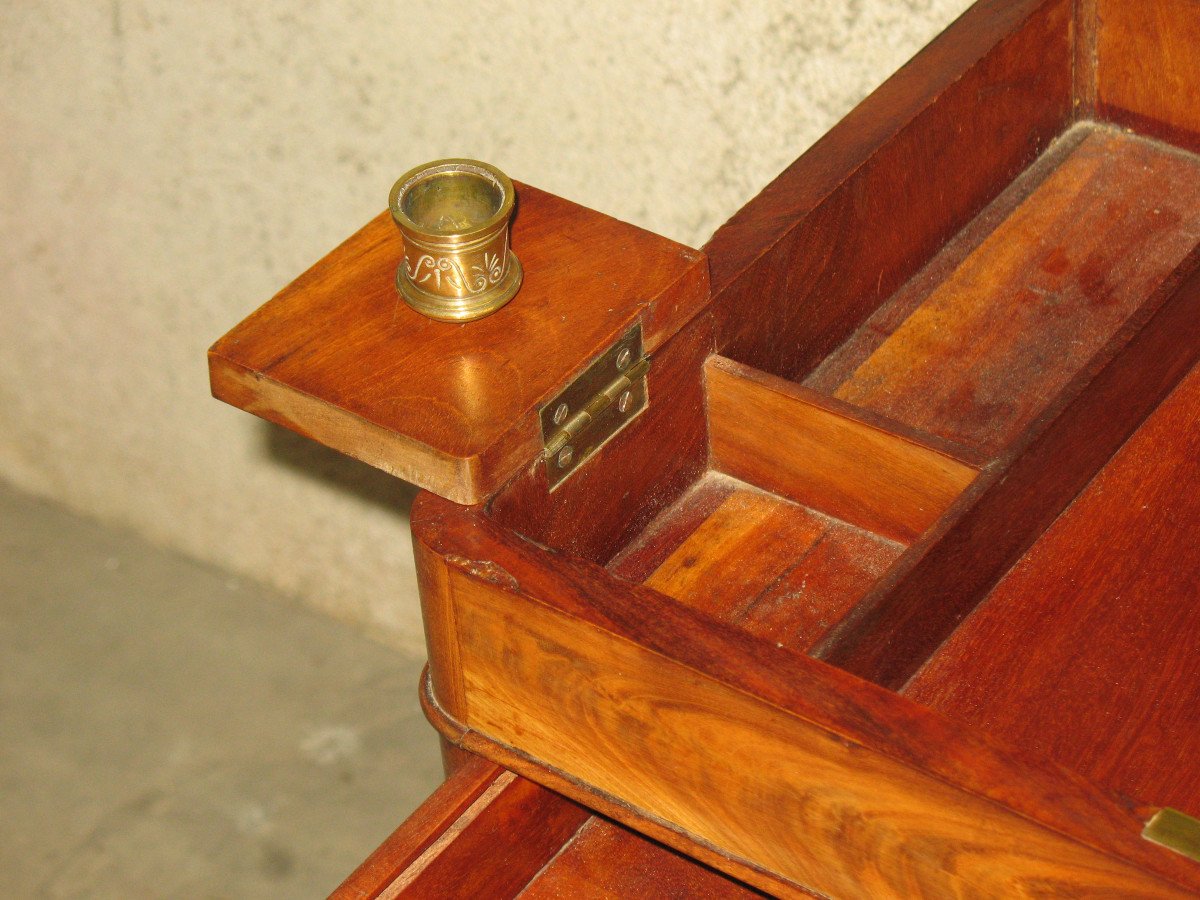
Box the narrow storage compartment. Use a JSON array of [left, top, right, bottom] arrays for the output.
[[804, 123, 1200, 459]]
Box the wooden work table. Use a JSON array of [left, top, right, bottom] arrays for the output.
[[212, 0, 1200, 895]]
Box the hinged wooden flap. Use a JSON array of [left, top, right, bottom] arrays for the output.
[[208, 183, 709, 504]]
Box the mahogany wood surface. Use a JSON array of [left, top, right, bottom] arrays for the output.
[[332, 748, 761, 898], [905, 356, 1200, 816], [1095, 0, 1200, 151], [806, 126, 1200, 456], [211, 0, 1200, 894], [707, 356, 978, 542], [411, 493, 1200, 897], [366, 769, 588, 899], [706, 0, 1072, 382], [209, 187, 708, 505], [330, 754, 502, 899]]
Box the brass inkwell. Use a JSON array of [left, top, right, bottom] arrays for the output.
[[389, 158, 523, 322]]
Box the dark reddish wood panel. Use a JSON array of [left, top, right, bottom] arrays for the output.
[[906, 356, 1200, 814], [1096, 0, 1200, 151], [330, 755, 502, 899], [706, 0, 1073, 382], [815, 178, 1200, 691]]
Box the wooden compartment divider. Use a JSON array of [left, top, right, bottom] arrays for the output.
[[706, 355, 979, 544]]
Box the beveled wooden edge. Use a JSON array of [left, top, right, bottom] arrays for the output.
[[409, 493, 1200, 897], [209, 358, 483, 503], [330, 739, 591, 899], [329, 753, 501, 899], [705, 356, 981, 543]]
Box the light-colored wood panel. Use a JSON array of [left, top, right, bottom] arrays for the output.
[[449, 572, 1191, 899], [707, 356, 977, 543], [1096, 0, 1200, 145], [644, 487, 826, 619]]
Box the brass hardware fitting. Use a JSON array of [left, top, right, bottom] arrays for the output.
[[389, 158, 522, 322], [540, 324, 650, 490], [1143, 808, 1200, 863]]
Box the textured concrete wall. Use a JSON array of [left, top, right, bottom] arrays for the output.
[[1, 1, 972, 654]]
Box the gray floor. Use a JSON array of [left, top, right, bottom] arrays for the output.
[[0, 482, 444, 898]]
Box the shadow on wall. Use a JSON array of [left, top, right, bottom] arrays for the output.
[[262, 422, 420, 519]]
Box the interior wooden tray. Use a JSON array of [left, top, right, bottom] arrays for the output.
[[416, 1, 1200, 895]]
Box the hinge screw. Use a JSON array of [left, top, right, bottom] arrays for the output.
[[557, 446, 574, 468], [615, 347, 632, 371], [552, 402, 569, 425], [618, 391, 633, 413]]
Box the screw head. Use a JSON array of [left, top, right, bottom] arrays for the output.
[[557, 446, 574, 468], [617, 390, 633, 413], [552, 402, 569, 425], [615, 347, 632, 371]]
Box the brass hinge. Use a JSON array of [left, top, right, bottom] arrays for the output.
[[540, 323, 650, 490], [1144, 808, 1200, 863]]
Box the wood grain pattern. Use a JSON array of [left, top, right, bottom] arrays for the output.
[[736, 523, 905, 655], [644, 485, 828, 619], [708, 356, 978, 542], [821, 127, 1200, 455], [707, 0, 1073, 382], [487, 311, 712, 565], [906, 356, 1200, 815], [411, 495, 1200, 897], [209, 186, 709, 505], [607, 475, 738, 583], [1072, 0, 1098, 116], [334, 738, 762, 898], [1096, 0, 1200, 150], [451, 571, 1193, 898]]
